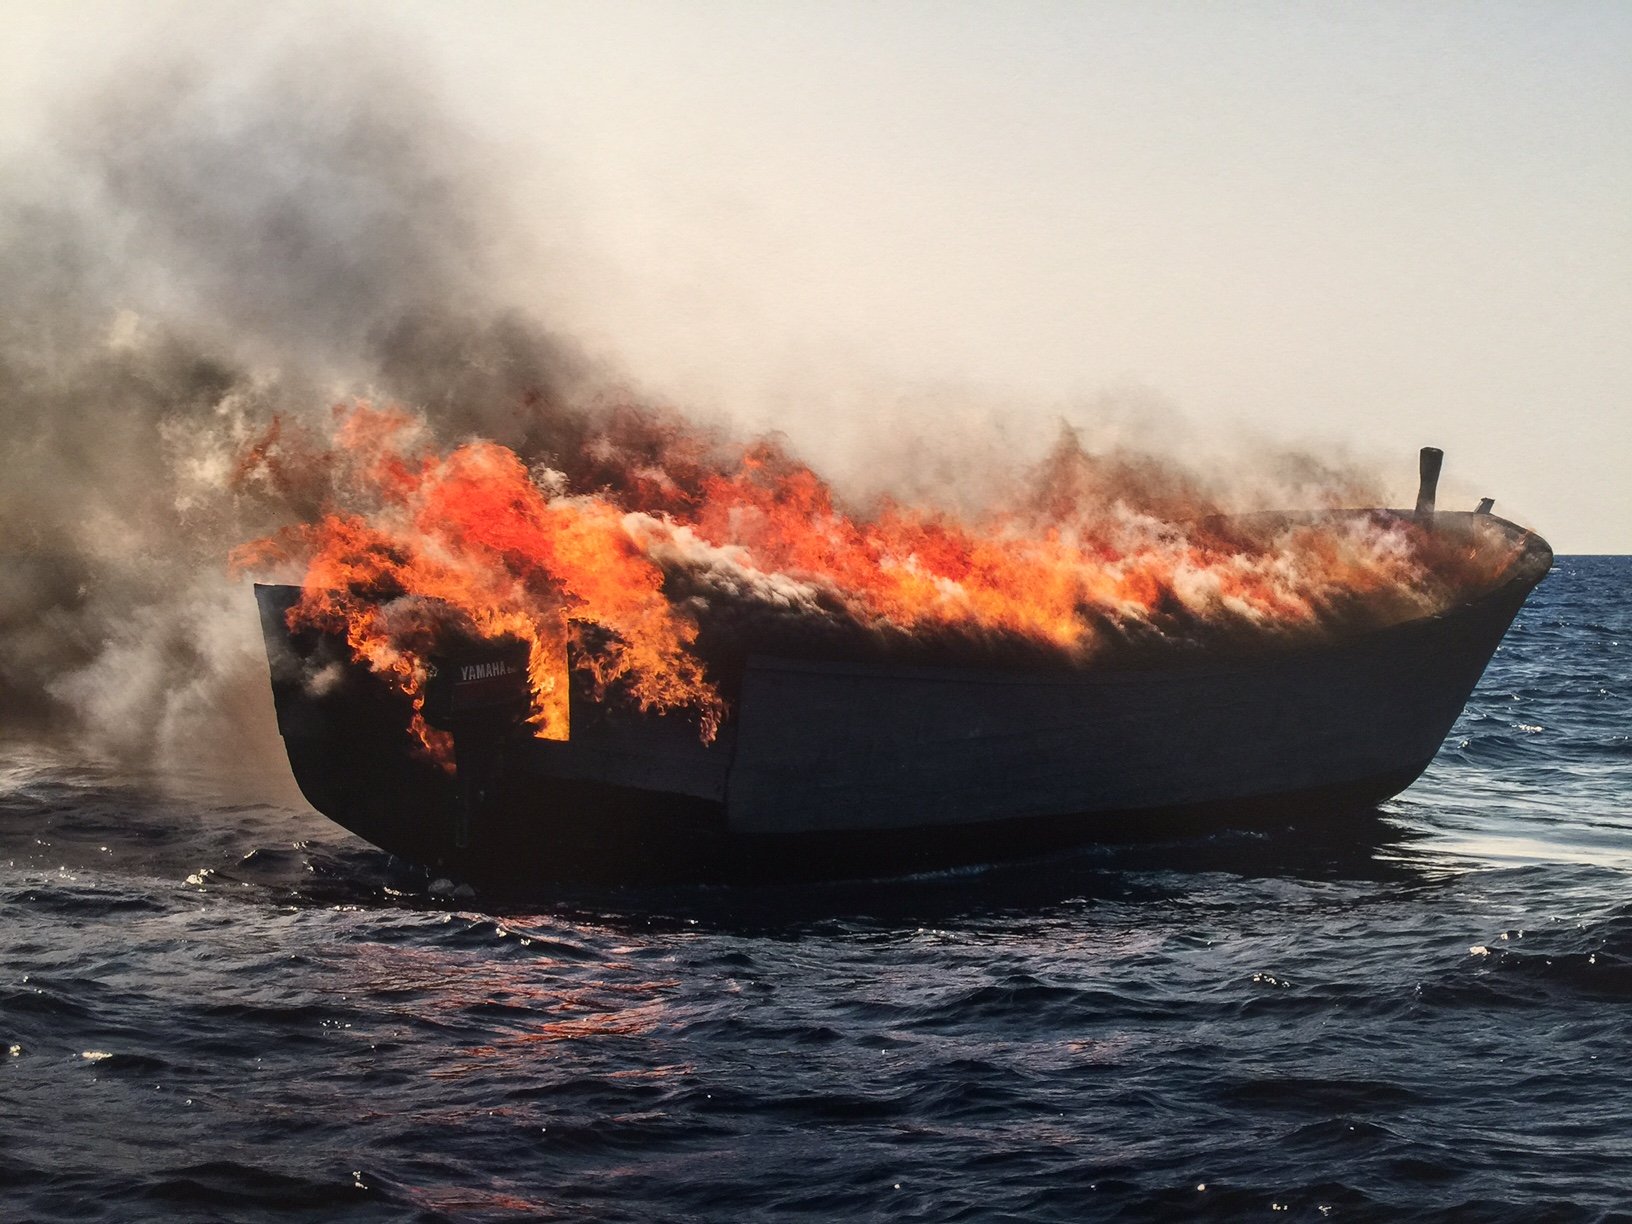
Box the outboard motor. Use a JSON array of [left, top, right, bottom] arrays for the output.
[[423, 636, 533, 850]]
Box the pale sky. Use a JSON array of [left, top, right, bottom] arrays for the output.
[[5, 1, 1629, 550]]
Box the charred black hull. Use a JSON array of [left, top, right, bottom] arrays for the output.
[[253, 511, 1551, 885]]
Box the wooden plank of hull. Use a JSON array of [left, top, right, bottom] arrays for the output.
[[725, 579, 1526, 834], [525, 717, 734, 802]]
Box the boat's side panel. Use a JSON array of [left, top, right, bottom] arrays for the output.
[[255, 583, 733, 878], [525, 699, 733, 801], [255, 584, 463, 863], [725, 580, 1530, 835]]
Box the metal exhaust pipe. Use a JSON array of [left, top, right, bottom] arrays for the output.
[[1416, 446, 1443, 518]]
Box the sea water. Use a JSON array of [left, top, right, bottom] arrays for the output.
[[3, 557, 1629, 1221]]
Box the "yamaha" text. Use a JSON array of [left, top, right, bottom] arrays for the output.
[[460, 661, 517, 682]]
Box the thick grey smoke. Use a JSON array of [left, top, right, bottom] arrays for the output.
[[0, 41, 601, 784], [0, 32, 1406, 793]]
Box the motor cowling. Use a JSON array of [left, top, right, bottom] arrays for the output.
[[422, 638, 533, 734], [421, 636, 533, 855]]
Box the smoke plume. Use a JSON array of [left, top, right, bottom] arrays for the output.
[[1, 36, 1457, 790], [0, 40, 604, 783]]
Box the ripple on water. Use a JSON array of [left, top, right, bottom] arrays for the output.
[[2, 561, 1632, 1220]]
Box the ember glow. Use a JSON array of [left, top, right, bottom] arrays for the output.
[[232, 402, 1525, 757], [232, 406, 724, 755]]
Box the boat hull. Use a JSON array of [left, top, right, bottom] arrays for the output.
[[253, 513, 1551, 884]]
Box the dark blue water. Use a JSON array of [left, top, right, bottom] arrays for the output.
[[4, 558, 1630, 1222]]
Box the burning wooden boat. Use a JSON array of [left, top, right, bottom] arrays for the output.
[[252, 449, 1551, 884]]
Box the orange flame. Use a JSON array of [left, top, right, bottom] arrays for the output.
[[233, 401, 1525, 758], [234, 404, 725, 754]]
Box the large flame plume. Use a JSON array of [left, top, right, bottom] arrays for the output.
[[232, 401, 1526, 760]]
